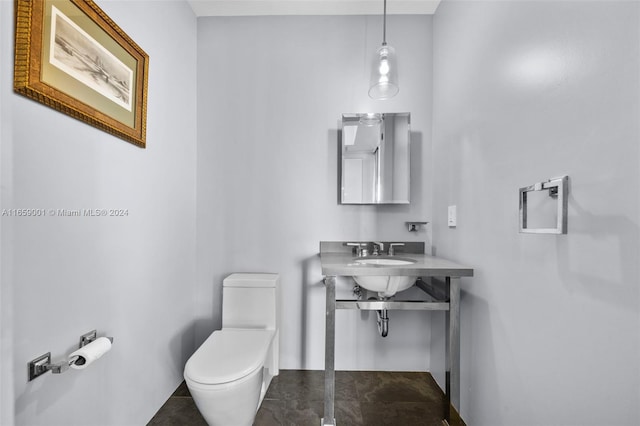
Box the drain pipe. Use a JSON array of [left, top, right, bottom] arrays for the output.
[[368, 296, 390, 337], [376, 309, 389, 337], [362, 293, 390, 337]]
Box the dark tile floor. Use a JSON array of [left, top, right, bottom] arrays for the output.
[[148, 370, 465, 426]]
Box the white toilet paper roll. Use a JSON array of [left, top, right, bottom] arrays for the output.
[[69, 337, 112, 370]]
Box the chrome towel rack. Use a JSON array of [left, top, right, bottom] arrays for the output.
[[519, 175, 569, 234]]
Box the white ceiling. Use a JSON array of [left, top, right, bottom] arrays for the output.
[[187, 0, 441, 17]]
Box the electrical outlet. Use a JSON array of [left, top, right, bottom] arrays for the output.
[[448, 205, 457, 227]]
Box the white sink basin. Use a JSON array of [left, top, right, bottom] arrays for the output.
[[353, 257, 417, 298]]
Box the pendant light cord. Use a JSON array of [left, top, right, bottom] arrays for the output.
[[382, 0, 387, 45]]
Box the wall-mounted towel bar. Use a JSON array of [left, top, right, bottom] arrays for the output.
[[519, 175, 569, 234]]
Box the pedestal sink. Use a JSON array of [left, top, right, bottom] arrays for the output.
[[352, 257, 417, 298]]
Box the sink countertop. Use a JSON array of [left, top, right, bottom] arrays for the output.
[[320, 252, 474, 277]]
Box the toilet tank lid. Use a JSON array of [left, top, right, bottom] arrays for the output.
[[184, 329, 275, 385], [224, 273, 279, 288]]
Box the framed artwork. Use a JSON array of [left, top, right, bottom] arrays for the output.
[[14, 0, 149, 147]]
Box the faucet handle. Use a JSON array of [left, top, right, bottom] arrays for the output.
[[388, 243, 405, 256], [345, 242, 368, 257]]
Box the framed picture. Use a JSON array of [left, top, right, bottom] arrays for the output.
[[14, 0, 149, 147]]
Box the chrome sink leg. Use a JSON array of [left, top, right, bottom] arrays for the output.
[[445, 277, 461, 424], [322, 275, 337, 426]]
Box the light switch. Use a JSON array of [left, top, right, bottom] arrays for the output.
[[448, 205, 457, 227]]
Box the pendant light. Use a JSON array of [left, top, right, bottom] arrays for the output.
[[359, 112, 383, 126], [368, 0, 399, 99]]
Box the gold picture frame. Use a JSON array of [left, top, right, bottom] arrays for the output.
[[14, 0, 149, 148]]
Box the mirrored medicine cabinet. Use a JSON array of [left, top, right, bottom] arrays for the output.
[[340, 112, 411, 204]]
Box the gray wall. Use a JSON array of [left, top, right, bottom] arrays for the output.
[[431, 1, 640, 425], [0, 1, 197, 425], [196, 15, 434, 370]]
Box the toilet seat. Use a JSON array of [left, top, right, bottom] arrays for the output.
[[184, 329, 274, 385]]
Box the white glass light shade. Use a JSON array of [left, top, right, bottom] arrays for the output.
[[359, 112, 382, 126], [368, 44, 399, 100]]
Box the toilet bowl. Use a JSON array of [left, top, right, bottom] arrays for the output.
[[184, 273, 279, 426]]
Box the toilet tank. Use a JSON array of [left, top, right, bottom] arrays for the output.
[[222, 273, 279, 330]]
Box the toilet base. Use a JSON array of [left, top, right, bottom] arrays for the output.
[[187, 366, 263, 426]]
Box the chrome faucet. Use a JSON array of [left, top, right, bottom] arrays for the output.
[[372, 242, 385, 256]]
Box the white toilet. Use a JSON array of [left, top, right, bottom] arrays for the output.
[[184, 273, 279, 426]]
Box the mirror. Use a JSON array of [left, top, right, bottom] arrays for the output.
[[340, 113, 410, 204]]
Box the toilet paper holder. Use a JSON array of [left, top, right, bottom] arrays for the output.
[[28, 329, 113, 381]]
